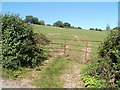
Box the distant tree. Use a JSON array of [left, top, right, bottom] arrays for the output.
[[46, 24, 51, 26], [78, 27, 82, 29], [70, 26, 74, 28], [95, 28, 98, 30], [106, 24, 111, 31], [38, 20, 45, 25], [25, 15, 39, 24], [89, 28, 94, 30], [98, 29, 102, 31], [25, 15, 33, 23], [32, 17, 39, 24], [53, 20, 64, 27], [74, 27, 78, 29], [63, 22, 71, 27]]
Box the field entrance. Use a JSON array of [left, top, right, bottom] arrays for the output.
[[43, 38, 103, 64]]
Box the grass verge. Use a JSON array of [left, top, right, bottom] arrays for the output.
[[32, 56, 78, 88], [2, 68, 30, 79]]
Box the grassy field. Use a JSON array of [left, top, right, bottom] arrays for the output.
[[33, 24, 108, 41], [33, 24, 109, 63]]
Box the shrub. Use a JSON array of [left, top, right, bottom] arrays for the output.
[[81, 75, 108, 88], [1, 13, 48, 70], [87, 27, 120, 88]]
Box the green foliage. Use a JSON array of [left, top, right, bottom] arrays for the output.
[[63, 22, 71, 28], [89, 28, 94, 30], [81, 75, 108, 88], [33, 33, 51, 45], [106, 24, 111, 31], [1, 13, 48, 70], [25, 15, 39, 24], [78, 27, 82, 29], [53, 20, 64, 27], [95, 28, 98, 30], [25, 15, 33, 23], [33, 57, 77, 88], [87, 27, 120, 88], [89, 28, 102, 31], [46, 24, 51, 26], [38, 20, 45, 25], [2, 68, 27, 79], [32, 17, 39, 24]]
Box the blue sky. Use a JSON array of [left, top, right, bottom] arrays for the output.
[[2, 2, 118, 30]]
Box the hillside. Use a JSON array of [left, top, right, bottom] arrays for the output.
[[32, 25, 109, 63], [33, 24, 108, 41]]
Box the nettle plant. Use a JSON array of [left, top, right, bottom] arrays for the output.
[[1, 13, 48, 70]]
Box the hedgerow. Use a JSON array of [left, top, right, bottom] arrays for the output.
[[85, 28, 120, 88], [1, 13, 49, 70]]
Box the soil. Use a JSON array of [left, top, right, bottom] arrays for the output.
[[61, 64, 84, 88], [1, 71, 38, 88]]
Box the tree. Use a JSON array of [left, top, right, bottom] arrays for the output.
[[63, 22, 71, 27], [38, 20, 45, 25], [78, 27, 82, 29], [25, 16, 39, 24], [106, 24, 111, 31], [53, 20, 64, 27], [95, 28, 98, 30], [89, 28, 94, 30], [2, 13, 48, 70], [98, 29, 102, 31], [25, 15, 33, 24], [32, 17, 39, 24], [46, 24, 51, 26]]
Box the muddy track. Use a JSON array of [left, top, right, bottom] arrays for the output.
[[61, 64, 84, 88]]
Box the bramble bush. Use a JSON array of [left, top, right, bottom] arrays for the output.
[[85, 27, 120, 88], [1, 13, 49, 70]]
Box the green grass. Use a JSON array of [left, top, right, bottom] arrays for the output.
[[33, 25, 108, 41], [32, 56, 80, 88], [2, 68, 29, 79], [32, 25, 109, 62]]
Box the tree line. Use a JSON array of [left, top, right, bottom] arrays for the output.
[[24, 15, 82, 29], [25, 15, 111, 31]]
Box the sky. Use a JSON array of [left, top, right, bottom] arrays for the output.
[[2, 2, 118, 30]]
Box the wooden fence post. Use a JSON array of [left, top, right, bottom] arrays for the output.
[[64, 40, 66, 55], [85, 40, 89, 63]]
